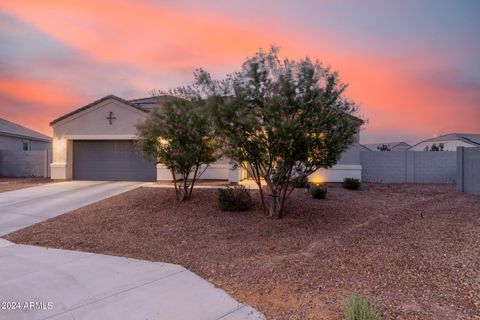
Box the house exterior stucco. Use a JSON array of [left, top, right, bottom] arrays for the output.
[[51, 95, 362, 182], [1, 118, 52, 177], [0, 134, 50, 151], [51, 98, 149, 180], [53, 98, 147, 138], [51, 96, 241, 182], [1, 117, 51, 151]]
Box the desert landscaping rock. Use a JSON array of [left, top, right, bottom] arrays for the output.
[[6, 184, 480, 320]]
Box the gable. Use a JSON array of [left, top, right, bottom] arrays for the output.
[[53, 97, 149, 138], [391, 142, 411, 150], [395, 142, 410, 147]]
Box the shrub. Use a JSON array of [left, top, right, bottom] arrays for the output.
[[343, 178, 361, 190], [217, 186, 253, 211], [311, 185, 327, 199], [292, 175, 309, 188], [343, 293, 383, 320]]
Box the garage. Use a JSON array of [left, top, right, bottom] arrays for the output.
[[73, 140, 156, 181]]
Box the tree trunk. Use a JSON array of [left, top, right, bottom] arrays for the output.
[[172, 171, 180, 200], [269, 193, 281, 218], [277, 165, 293, 218], [264, 179, 281, 218], [182, 173, 190, 201], [261, 165, 294, 219], [189, 163, 200, 200], [253, 161, 268, 216], [188, 146, 204, 200]]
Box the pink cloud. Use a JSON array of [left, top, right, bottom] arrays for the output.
[[0, 0, 478, 141]]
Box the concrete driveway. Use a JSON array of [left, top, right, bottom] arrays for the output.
[[0, 239, 263, 320], [0, 181, 144, 236]]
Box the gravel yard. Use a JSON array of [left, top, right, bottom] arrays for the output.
[[6, 183, 480, 320], [0, 177, 51, 193]]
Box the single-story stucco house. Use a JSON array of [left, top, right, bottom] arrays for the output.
[[50, 95, 363, 183], [0, 118, 52, 177], [0, 118, 51, 151], [409, 133, 480, 151]]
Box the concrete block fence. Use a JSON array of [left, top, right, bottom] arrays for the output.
[[360, 151, 457, 183], [0, 149, 51, 177], [457, 147, 480, 195]]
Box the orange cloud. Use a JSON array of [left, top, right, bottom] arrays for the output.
[[0, 78, 78, 107], [0, 0, 478, 141], [0, 78, 83, 135], [0, 0, 277, 70]]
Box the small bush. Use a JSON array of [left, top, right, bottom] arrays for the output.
[[343, 293, 383, 320], [311, 185, 327, 199], [217, 186, 253, 211], [292, 175, 309, 188], [343, 178, 361, 190]]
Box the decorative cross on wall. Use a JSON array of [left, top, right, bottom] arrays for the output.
[[106, 111, 116, 125]]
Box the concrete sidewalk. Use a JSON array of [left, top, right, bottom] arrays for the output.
[[0, 239, 264, 320], [0, 181, 144, 236]]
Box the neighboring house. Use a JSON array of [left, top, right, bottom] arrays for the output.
[[409, 133, 480, 151], [50, 95, 363, 182], [0, 118, 52, 177], [362, 142, 411, 151], [0, 118, 51, 151]]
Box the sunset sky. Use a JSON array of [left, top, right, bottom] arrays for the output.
[[0, 0, 479, 143]]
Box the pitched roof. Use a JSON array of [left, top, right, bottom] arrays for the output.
[[412, 133, 480, 148], [129, 96, 365, 121], [0, 118, 51, 141], [49, 95, 150, 126], [362, 141, 411, 151], [50, 94, 364, 126], [346, 113, 364, 124], [129, 95, 176, 112]]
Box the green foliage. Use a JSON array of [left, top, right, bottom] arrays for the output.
[[311, 184, 327, 199], [342, 294, 383, 320], [217, 186, 253, 211], [205, 47, 362, 218], [343, 178, 361, 190], [136, 94, 217, 201], [377, 144, 391, 151], [291, 175, 309, 188]]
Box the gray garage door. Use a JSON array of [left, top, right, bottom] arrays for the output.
[[73, 140, 156, 181]]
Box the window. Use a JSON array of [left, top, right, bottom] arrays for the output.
[[22, 141, 30, 151]]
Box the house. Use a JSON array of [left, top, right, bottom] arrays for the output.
[[0, 118, 51, 151], [50, 95, 363, 182], [409, 133, 480, 151], [362, 142, 411, 151], [0, 118, 52, 177]]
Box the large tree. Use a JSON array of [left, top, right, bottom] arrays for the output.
[[136, 89, 217, 201], [206, 47, 362, 218]]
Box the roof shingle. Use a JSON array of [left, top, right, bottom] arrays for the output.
[[0, 118, 51, 141]]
